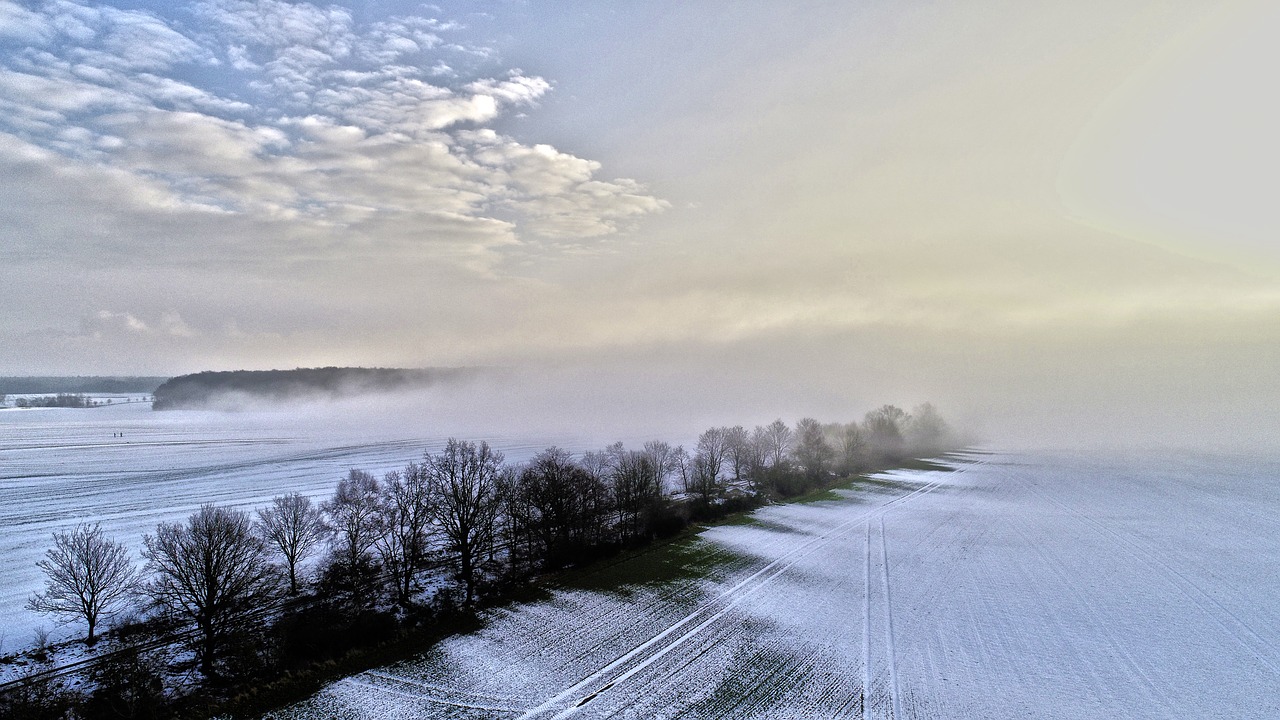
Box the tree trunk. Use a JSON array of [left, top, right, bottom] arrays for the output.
[[461, 544, 474, 606]]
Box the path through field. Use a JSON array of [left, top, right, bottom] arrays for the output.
[[274, 449, 1280, 719]]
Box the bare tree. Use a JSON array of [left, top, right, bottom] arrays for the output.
[[642, 439, 679, 494], [762, 419, 793, 467], [322, 469, 383, 578], [612, 450, 657, 540], [695, 427, 730, 483], [578, 449, 614, 483], [258, 493, 328, 595], [142, 505, 277, 676], [724, 426, 750, 483], [838, 422, 867, 475], [26, 523, 137, 644], [427, 439, 504, 606], [689, 453, 721, 502], [672, 445, 691, 493], [793, 417, 835, 481], [376, 462, 435, 605]]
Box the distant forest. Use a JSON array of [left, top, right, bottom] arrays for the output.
[[152, 367, 476, 410], [0, 377, 167, 395]]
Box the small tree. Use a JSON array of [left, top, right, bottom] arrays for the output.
[[258, 493, 328, 595], [322, 469, 383, 591], [142, 504, 277, 677], [27, 523, 137, 645], [377, 463, 434, 605]]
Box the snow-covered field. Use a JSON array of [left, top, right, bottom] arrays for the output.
[[0, 399, 582, 649], [270, 449, 1280, 719]]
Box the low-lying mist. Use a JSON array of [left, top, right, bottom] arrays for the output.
[[146, 316, 1280, 458]]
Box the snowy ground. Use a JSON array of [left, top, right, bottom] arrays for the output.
[[0, 399, 583, 649], [270, 449, 1280, 719]]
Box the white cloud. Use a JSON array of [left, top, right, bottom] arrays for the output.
[[0, 0, 665, 293], [194, 0, 355, 55], [0, 1, 57, 44], [83, 310, 149, 337]]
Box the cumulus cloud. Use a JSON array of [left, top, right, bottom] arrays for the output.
[[0, 0, 665, 277]]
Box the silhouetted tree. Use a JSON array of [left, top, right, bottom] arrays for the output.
[[377, 462, 435, 605], [612, 450, 658, 540], [689, 452, 721, 502], [724, 426, 750, 483], [322, 469, 383, 592], [258, 493, 327, 595], [27, 523, 137, 645], [694, 427, 730, 486], [142, 504, 277, 677], [517, 447, 602, 568], [642, 439, 680, 494], [672, 445, 691, 492], [427, 439, 504, 606]]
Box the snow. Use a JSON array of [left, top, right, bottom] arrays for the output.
[[269, 449, 1280, 719], [0, 399, 580, 648]]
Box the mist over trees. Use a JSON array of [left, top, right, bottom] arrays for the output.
[[151, 367, 476, 410], [7, 403, 958, 717]]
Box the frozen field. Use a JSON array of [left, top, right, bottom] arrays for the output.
[[271, 449, 1280, 719], [0, 399, 582, 646]]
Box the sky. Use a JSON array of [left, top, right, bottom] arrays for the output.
[[2, 0, 1279, 446]]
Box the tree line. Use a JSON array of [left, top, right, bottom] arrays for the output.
[[9, 394, 97, 409], [5, 403, 954, 719], [150, 367, 475, 410]]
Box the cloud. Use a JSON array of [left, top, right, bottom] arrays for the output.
[[82, 310, 149, 337], [0, 0, 665, 282]]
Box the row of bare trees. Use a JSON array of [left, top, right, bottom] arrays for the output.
[[22, 404, 953, 685]]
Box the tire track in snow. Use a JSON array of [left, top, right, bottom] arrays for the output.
[[514, 473, 953, 719], [880, 515, 902, 720], [1007, 467, 1280, 677], [341, 675, 520, 713], [863, 520, 872, 719]]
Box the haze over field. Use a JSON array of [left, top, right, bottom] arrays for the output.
[[3, 1, 1279, 446]]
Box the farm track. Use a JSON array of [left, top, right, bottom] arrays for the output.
[[275, 450, 1280, 719], [391, 471, 960, 720]]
